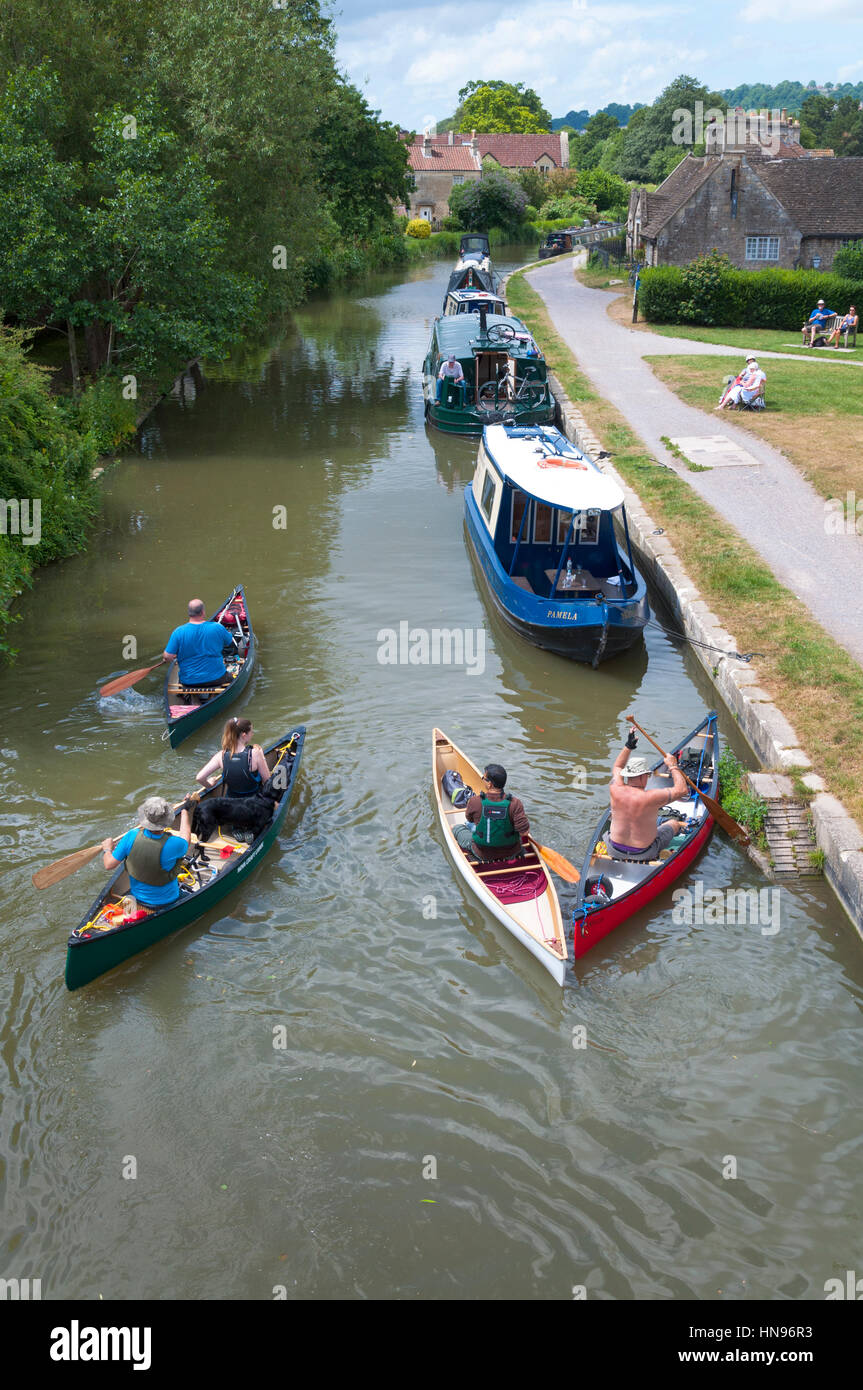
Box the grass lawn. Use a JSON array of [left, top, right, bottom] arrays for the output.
[[638, 319, 863, 362], [644, 353, 863, 502], [575, 262, 633, 292], [507, 269, 863, 829]]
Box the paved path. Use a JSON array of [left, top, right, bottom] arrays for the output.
[[526, 258, 863, 667]]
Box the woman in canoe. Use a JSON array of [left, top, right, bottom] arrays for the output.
[[196, 717, 270, 796]]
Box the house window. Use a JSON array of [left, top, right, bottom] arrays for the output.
[[511, 492, 528, 543], [452, 175, 464, 186], [745, 236, 779, 261]]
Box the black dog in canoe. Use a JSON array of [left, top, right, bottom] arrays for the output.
[[192, 782, 280, 843]]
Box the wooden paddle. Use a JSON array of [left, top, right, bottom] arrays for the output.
[[32, 794, 200, 890], [528, 836, 581, 883], [626, 715, 750, 846], [99, 657, 166, 697]]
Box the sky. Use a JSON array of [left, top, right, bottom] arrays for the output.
[[331, 0, 863, 130]]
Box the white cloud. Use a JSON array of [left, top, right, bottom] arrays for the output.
[[738, 0, 860, 22]]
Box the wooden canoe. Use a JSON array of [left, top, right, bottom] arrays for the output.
[[163, 584, 256, 749], [65, 726, 305, 990], [572, 712, 719, 959], [432, 728, 567, 985]]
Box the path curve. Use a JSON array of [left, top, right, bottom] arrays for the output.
[[526, 258, 863, 666]]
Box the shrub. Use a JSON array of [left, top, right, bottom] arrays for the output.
[[640, 258, 863, 328], [833, 239, 863, 281], [406, 218, 431, 239], [523, 204, 538, 220]]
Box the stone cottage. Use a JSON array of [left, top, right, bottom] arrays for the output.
[[627, 111, 862, 270], [404, 130, 570, 226]]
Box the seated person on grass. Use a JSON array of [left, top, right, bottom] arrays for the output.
[[827, 307, 858, 348], [802, 299, 835, 347]]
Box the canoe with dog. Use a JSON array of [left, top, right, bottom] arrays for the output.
[[65, 726, 305, 990], [572, 712, 719, 960], [432, 728, 568, 985], [163, 585, 256, 749]]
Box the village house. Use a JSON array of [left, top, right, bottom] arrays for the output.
[[627, 110, 862, 271], [404, 130, 570, 227]]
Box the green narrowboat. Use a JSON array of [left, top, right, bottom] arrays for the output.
[[422, 308, 556, 436], [64, 726, 305, 989]]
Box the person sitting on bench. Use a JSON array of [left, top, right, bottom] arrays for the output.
[[163, 598, 236, 701], [802, 299, 835, 347], [827, 307, 858, 348], [453, 763, 529, 861], [607, 730, 688, 861]]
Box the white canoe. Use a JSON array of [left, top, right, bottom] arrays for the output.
[[432, 728, 568, 985]]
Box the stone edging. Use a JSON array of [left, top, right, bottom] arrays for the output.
[[546, 368, 863, 934]]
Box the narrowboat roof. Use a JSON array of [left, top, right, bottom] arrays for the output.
[[446, 289, 504, 306], [435, 314, 537, 356], [483, 424, 625, 511]]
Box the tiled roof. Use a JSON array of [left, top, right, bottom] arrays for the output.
[[640, 156, 717, 237], [416, 132, 566, 168], [407, 143, 479, 172], [756, 157, 863, 236]]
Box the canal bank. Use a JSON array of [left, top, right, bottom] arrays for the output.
[[504, 266, 863, 933]]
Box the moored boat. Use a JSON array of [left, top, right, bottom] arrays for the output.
[[442, 287, 506, 317], [432, 727, 567, 985], [441, 233, 499, 310], [537, 227, 582, 259], [164, 584, 256, 748], [572, 712, 719, 959], [423, 311, 555, 436], [465, 423, 650, 664], [65, 726, 305, 989]]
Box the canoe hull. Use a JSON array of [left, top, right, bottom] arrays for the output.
[[432, 728, 567, 985], [164, 584, 256, 748], [573, 713, 719, 959], [65, 726, 305, 989]]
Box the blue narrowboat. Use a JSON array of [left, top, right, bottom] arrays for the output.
[[465, 424, 650, 665]]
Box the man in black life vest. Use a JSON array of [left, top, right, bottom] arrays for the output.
[[453, 763, 529, 861]]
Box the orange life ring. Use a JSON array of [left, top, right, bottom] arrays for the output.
[[537, 455, 588, 470]]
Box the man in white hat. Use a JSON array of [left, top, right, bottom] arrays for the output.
[[716, 354, 765, 409], [802, 297, 834, 347], [607, 729, 689, 861], [101, 795, 196, 908]]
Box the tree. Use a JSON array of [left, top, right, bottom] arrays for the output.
[[824, 95, 863, 155], [314, 83, 411, 237], [833, 240, 863, 279], [617, 74, 725, 182], [448, 171, 527, 231], [576, 167, 630, 212], [456, 80, 552, 133]]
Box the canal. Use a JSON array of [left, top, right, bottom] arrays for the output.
[[1, 247, 860, 1300]]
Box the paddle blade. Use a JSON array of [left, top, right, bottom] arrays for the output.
[[530, 838, 581, 883], [99, 662, 161, 697], [699, 792, 750, 846], [32, 841, 104, 890]]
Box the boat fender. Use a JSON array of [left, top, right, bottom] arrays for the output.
[[585, 874, 613, 906], [537, 456, 587, 470]]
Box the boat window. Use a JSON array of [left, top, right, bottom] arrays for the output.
[[556, 509, 574, 543], [534, 503, 553, 543], [574, 509, 600, 545], [480, 470, 497, 522], [510, 491, 528, 542]]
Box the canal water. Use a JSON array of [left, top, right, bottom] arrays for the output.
[[1, 247, 860, 1301]]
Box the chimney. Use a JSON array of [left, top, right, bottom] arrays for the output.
[[422, 131, 431, 156], [448, 129, 454, 146]]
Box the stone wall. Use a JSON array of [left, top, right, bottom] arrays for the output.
[[409, 170, 480, 226]]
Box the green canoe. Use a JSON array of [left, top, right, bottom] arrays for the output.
[[65, 726, 306, 990], [164, 584, 256, 748]]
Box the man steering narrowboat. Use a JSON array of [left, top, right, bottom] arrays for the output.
[[436, 353, 466, 402], [607, 730, 688, 861], [453, 763, 529, 861]]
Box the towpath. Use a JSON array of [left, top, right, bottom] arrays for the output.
[[526, 257, 863, 667]]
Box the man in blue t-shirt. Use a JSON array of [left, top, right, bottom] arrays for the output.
[[163, 598, 234, 689], [102, 796, 194, 908], [802, 299, 834, 347]]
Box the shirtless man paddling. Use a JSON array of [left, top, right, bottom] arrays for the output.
[[608, 728, 688, 861]]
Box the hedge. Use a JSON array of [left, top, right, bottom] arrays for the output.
[[639, 265, 863, 329]]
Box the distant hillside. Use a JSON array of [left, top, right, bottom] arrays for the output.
[[552, 102, 643, 131], [720, 79, 863, 112]]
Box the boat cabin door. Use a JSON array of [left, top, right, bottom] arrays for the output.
[[475, 350, 509, 402]]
